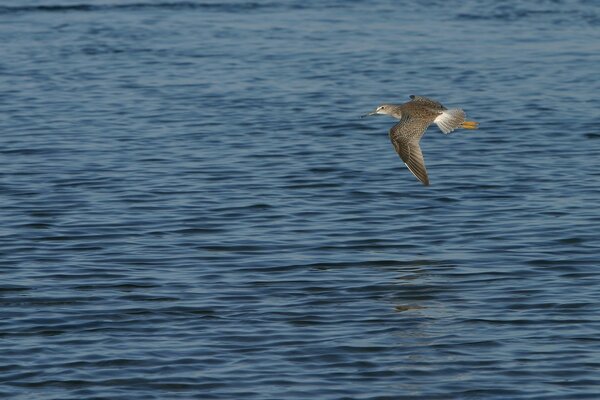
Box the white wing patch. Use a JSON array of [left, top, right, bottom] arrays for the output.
[[434, 108, 466, 134]]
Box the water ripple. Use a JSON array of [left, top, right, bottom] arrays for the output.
[[1, 0, 599, 399]]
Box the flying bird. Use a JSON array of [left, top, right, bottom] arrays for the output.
[[362, 95, 479, 186]]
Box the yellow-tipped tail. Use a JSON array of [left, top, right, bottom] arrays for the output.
[[462, 121, 479, 130]]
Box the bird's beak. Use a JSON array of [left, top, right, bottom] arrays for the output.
[[361, 110, 378, 118]]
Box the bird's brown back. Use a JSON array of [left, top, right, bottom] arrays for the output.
[[399, 101, 443, 123]]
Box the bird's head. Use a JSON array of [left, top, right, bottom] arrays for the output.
[[361, 104, 400, 118]]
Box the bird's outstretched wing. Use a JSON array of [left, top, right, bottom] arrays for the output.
[[409, 95, 447, 111], [389, 115, 432, 186]]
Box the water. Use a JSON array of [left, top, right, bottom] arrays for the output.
[[1, 1, 599, 399]]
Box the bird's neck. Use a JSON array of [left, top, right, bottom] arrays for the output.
[[389, 106, 403, 119]]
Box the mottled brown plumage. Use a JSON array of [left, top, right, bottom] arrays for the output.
[[362, 95, 479, 186]]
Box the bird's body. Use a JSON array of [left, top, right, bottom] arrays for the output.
[[363, 95, 478, 186]]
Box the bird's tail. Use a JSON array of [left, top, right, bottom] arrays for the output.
[[462, 121, 479, 130], [435, 109, 466, 134], [435, 109, 480, 134]]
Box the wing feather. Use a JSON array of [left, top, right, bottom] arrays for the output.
[[434, 109, 466, 134], [389, 116, 431, 186]]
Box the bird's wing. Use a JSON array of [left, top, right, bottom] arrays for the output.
[[389, 115, 431, 186], [409, 95, 447, 111]]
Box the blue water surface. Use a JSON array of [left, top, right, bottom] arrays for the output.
[[1, 1, 599, 399]]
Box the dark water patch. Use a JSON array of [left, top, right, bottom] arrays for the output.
[[0, 2, 278, 15], [0, 285, 32, 293], [584, 132, 600, 139]]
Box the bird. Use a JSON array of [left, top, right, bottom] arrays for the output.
[[362, 95, 479, 186]]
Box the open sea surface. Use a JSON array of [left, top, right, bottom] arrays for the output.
[[1, 1, 599, 399]]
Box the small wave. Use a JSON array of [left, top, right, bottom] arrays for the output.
[[0, 1, 274, 14]]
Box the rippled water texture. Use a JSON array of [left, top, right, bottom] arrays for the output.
[[1, 1, 600, 399]]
